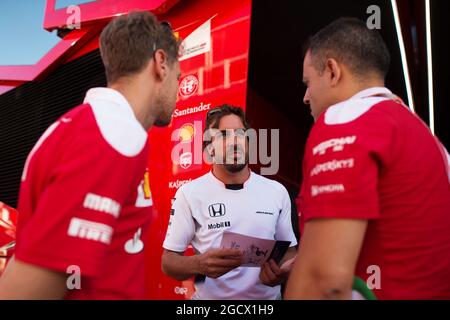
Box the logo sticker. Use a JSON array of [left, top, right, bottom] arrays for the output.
[[178, 123, 195, 143], [124, 228, 144, 254], [179, 74, 199, 98], [180, 152, 193, 169], [208, 203, 226, 217]]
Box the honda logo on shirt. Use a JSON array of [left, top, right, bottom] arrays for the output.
[[208, 203, 226, 218]]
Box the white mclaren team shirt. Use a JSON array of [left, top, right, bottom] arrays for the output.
[[163, 171, 298, 300]]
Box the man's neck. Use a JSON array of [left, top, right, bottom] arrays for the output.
[[109, 79, 155, 130], [212, 165, 251, 185], [338, 78, 385, 103]]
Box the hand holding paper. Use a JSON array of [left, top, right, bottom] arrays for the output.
[[280, 256, 297, 272], [196, 248, 243, 279], [220, 231, 291, 267]]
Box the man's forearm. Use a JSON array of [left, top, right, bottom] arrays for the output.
[[161, 250, 200, 281], [0, 257, 67, 299], [285, 269, 353, 300]]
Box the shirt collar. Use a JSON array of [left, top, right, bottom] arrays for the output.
[[84, 87, 145, 132], [349, 87, 394, 100], [208, 169, 253, 190]]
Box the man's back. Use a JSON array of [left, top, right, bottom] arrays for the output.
[[356, 99, 450, 299], [299, 88, 450, 299], [16, 88, 153, 299]]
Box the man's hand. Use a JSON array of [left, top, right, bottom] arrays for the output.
[[196, 248, 243, 278], [259, 259, 289, 287]]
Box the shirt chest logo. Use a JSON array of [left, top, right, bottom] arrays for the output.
[[208, 203, 226, 218], [255, 211, 275, 216], [124, 228, 144, 254], [135, 169, 153, 208], [312, 136, 357, 156]]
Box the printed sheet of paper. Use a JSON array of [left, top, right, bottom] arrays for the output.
[[220, 231, 291, 267]]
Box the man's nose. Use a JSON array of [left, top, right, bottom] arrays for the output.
[[226, 135, 239, 147], [303, 88, 310, 105]]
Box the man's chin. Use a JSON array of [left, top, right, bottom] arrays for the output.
[[153, 117, 172, 127], [224, 163, 247, 173]]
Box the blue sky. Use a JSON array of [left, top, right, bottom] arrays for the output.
[[0, 0, 95, 66]]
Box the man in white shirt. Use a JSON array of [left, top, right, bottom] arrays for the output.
[[162, 105, 297, 299]]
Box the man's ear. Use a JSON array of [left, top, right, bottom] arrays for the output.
[[153, 49, 168, 80], [326, 58, 341, 87]]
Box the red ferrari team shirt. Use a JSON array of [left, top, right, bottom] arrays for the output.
[[298, 87, 450, 299], [15, 88, 154, 299]]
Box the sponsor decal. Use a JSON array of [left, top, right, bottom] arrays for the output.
[[179, 19, 211, 61], [124, 228, 144, 254], [313, 136, 357, 156], [83, 193, 121, 218], [208, 203, 226, 217], [311, 184, 345, 197], [208, 221, 231, 230], [172, 102, 211, 118], [180, 152, 193, 169], [178, 123, 195, 143], [310, 158, 355, 176], [168, 179, 192, 189], [143, 170, 151, 199], [255, 211, 274, 216], [174, 286, 188, 295], [178, 74, 199, 98], [135, 169, 153, 207], [67, 218, 112, 244]]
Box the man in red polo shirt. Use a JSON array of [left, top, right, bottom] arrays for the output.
[[0, 12, 180, 299], [285, 18, 450, 300]]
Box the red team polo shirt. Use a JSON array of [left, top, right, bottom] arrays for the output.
[[298, 87, 450, 299], [15, 88, 153, 299]]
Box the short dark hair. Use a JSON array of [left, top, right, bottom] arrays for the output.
[[203, 104, 250, 150], [100, 11, 180, 83], [305, 17, 390, 79]]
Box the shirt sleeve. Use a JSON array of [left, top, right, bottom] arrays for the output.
[[275, 186, 298, 247], [162, 187, 196, 252], [15, 130, 145, 277], [299, 125, 381, 222]]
